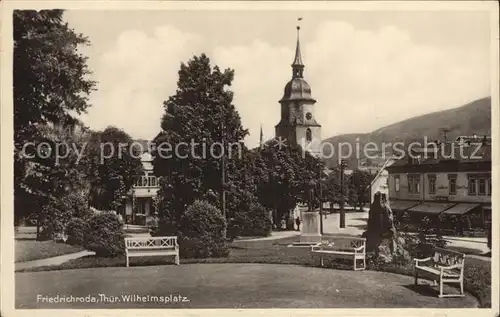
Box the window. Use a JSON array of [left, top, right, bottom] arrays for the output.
[[408, 176, 414, 193], [428, 175, 436, 195], [407, 175, 420, 194], [448, 176, 457, 195], [395, 176, 400, 192], [479, 178, 486, 195], [306, 128, 312, 142], [149, 176, 157, 187], [468, 177, 477, 195]]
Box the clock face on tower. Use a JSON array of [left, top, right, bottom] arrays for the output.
[[305, 112, 312, 120]]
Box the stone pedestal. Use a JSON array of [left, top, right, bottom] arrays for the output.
[[298, 211, 322, 244]]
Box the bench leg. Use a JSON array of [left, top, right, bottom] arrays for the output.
[[363, 256, 366, 270], [175, 254, 180, 265], [353, 257, 356, 271], [460, 279, 464, 295], [126, 255, 129, 268], [320, 256, 324, 267], [439, 279, 444, 298], [414, 271, 418, 285]]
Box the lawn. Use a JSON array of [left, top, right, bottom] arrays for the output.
[[16, 263, 478, 308], [15, 239, 84, 263], [16, 235, 491, 307]]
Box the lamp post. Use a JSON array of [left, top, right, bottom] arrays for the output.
[[319, 165, 324, 235], [340, 159, 347, 228]]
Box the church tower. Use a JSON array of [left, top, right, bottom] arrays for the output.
[[275, 24, 321, 156]]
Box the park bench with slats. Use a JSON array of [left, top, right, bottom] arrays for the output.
[[414, 247, 465, 298], [310, 236, 366, 271], [124, 236, 179, 267]]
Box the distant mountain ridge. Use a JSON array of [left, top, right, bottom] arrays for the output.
[[322, 97, 492, 168]]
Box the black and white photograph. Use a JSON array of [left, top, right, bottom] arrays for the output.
[[1, 1, 498, 315]]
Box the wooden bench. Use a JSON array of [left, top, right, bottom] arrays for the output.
[[414, 247, 465, 298], [124, 236, 179, 267], [311, 236, 366, 271]]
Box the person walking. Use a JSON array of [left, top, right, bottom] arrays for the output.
[[295, 217, 301, 231]]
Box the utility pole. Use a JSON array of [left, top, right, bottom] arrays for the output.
[[319, 164, 324, 235], [340, 159, 346, 228]]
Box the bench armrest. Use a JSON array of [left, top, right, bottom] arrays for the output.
[[414, 257, 432, 265], [354, 245, 365, 252]]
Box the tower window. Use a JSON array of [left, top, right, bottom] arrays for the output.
[[306, 128, 312, 142]]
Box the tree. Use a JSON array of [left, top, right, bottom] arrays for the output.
[[153, 54, 248, 227], [14, 10, 95, 231], [20, 122, 92, 239], [256, 139, 322, 226], [84, 127, 143, 211], [324, 167, 348, 211], [347, 169, 375, 210]]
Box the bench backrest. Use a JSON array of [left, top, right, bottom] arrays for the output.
[[432, 248, 465, 271], [319, 236, 366, 250], [125, 236, 178, 249]]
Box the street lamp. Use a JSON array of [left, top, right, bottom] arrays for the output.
[[340, 159, 347, 228], [318, 165, 324, 235]]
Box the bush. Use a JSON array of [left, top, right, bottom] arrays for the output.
[[66, 217, 89, 246], [84, 212, 125, 257], [178, 200, 228, 259], [231, 203, 272, 238]]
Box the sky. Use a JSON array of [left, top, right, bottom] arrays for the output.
[[64, 9, 492, 148]]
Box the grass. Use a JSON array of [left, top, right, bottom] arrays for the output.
[[15, 239, 85, 263], [16, 235, 491, 308]]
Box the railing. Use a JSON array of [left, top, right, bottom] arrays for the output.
[[133, 175, 159, 188]]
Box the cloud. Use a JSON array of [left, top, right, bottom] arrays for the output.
[[80, 26, 204, 139], [81, 21, 489, 149]]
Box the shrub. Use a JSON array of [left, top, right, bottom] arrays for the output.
[[232, 203, 272, 237], [66, 217, 89, 246], [178, 200, 228, 259], [84, 212, 125, 257]]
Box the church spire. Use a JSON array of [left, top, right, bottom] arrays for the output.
[[292, 19, 304, 78]]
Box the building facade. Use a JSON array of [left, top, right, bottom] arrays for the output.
[[124, 151, 160, 225], [386, 142, 492, 230], [275, 26, 322, 156]]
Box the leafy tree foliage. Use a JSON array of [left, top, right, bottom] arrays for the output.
[[13, 10, 95, 236], [347, 170, 375, 210], [256, 139, 322, 224], [153, 54, 248, 225], [84, 126, 143, 211], [178, 200, 228, 258]]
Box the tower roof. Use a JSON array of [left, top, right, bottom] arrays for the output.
[[292, 26, 304, 68], [280, 24, 315, 103]]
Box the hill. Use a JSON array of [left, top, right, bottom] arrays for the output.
[[322, 97, 491, 168]]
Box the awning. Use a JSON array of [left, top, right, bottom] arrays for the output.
[[442, 203, 480, 215], [408, 202, 456, 215], [389, 200, 420, 211]]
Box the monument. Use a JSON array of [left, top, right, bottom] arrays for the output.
[[293, 180, 322, 246], [362, 191, 409, 263]]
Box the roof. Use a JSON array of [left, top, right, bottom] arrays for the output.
[[388, 143, 491, 171], [280, 78, 316, 103]]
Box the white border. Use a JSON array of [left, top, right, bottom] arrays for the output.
[[1, 1, 499, 317]]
